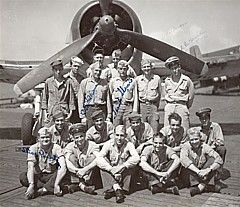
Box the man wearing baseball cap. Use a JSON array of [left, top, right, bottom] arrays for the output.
[[164, 56, 194, 130]]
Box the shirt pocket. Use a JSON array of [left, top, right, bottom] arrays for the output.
[[148, 82, 159, 97]]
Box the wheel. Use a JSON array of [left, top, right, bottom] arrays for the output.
[[21, 113, 35, 145]]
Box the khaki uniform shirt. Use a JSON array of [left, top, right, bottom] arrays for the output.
[[27, 142, 63, 174]]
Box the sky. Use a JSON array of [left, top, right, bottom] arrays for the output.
[[1, 0, 240, 60]]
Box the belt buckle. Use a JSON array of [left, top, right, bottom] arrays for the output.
[[145, 101, 151, 105]]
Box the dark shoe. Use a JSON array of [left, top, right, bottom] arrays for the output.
[[190, 186, 201, 197], [214, 184, 221, 193], [115, 189, 125, 203], [104, 188, 115, 199], [84, 185, 96, 195], [151, 185, 163, 194], [54, 191, 63, 197], [164, 186, 179, 195], [205, 184, 221, 193], [68, 184, 80, 194]]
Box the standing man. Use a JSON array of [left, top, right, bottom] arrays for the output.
[[96, 125, 140, 203], [19, 127, 67, 199], [64, 123, 101, 195], [48, 111, 71, 149], [126, 112, 154, 154], [86, 110, 114, 148], [164, 56, 194, 130], [78, 62, 111, 128], [140, 133, 180, 195], [135, 59, 162, 133], [180, 127, 223, 196], [160, 112, 187, 153], [101, 49, 136, 82], [42, 59, 75, 126], [196, 108, 227, 167], [65, 56, 84, 123], [109, 60, 137, 128]]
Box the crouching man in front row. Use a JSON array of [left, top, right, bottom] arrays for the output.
[[19, 127, 67, 199], [96, 125, 140, 203], [139, 132, 180, 195], [180, 127, 223, 197], [64, 123, 102, 195]]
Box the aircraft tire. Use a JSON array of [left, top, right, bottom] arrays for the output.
[[21, 113, 35, 145]]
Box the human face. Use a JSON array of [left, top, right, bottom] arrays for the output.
[[53, 65, 64, 79], [39, 134, 52, 146], [94, 117, 104, 130], [71, 63, 80, 74], [112, 55, 120, 64], [117, 65, 128, 78], [74, 132, 86, 148], [92, 67, 102, 79], [189, 134, 201, 149], [54, 116, 65, 131], [141, 63, 152, 75], [115, 128, 126, 146], [169, 119, 181, 134], [93, 54, 104, 63], [153, 137, 164, 152], [169, 64, 180, 76], [199, 114, 211, 128], [130, 119, 141, 131]]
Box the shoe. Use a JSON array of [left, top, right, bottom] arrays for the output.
[[104, 188, 115, 199], [37, 187, 48, 196], [164, 186, 180, 195], [115, 189, 125, 203], [54, 190, 63, 197], [68, 184, 80, 194], [214, 184, 221, 193], [151, 185, 163, 194], [190, 186, 201, 197], [84, 185, 96, 195], [205, 184, 221, 193]]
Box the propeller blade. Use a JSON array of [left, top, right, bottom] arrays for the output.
[[117, 28, 208, 75], [14, 31, 98, 95], [99, 0, 112, 16]]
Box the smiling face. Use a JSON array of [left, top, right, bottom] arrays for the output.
[[52, 65, 64, 79], [94, 116, 104, 130], [39, 133, 52, 146], [93, 53, 104, 64], [117, 64, 128, 78], [73, 132, 86, 148], [169, 63, 181, 76], [54, 116, 65, 131], [199, 114, 211, 128], [71, 63, 81, 74], [169, 118, 181, 134], [153, 136, 164, 152], [141, 63, 152, 76], [130, 119, 141, 131], [114, 125, 126, 147]]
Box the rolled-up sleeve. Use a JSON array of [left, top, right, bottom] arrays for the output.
[[96, 141, 112, 171], [180, 143, 193, 168], [123, 142, 140, 168], [204, 144, 223, 165]]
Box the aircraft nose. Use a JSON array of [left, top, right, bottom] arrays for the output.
[[99, 15, 115, 34]]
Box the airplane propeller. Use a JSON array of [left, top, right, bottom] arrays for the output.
[[14, 31, 98, 95], [14, 0, 207, 95]]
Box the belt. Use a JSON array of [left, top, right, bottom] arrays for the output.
[[166, 100, 187, 105], [85, 103, 105, 107], [113, 101, 133, 106], [140, 100, 156, 105]]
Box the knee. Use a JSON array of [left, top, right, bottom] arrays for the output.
[[19, 172, 29, 187]]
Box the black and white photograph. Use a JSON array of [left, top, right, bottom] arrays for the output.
[[0, 0, 240, 206]]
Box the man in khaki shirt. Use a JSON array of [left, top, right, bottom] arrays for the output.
[[135, 59, 162, 133]]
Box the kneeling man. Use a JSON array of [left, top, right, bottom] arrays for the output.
[[19, 127, 66, 199], [96, 125, 140, 203], [64, 123, 101, 194], [140, 132, 180, 195], [180, 127, 223, 196]]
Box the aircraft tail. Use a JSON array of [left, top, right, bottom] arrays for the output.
[[190, 45, 202, 58]]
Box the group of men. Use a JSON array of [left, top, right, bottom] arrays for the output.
[[19, 49, 227, 203]]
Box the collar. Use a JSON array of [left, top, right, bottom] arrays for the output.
[[200, 122, 213, 132], [141, 74, 154, 81]]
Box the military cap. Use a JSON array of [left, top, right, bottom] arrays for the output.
[[71, 56, 84, 66], [112, 49, 121, 57], [128, 112, 142, 121], [165, 56, 180, 68], [50, 59, 63, 69], [117, 60, 128, 68], [93, 48, 104, 55], [69, 123, 87, 135], [196, 107, 212, 117], [141, 59, 152, 67], [52, 111, 66, 120], [38, 127, 51, 137], [92, 110, 104, 120], [91, 61, 102, 70]]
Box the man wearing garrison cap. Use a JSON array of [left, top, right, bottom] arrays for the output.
[[19, 127, 67, 199], [196, 107, 227, 174], [42, 59, 75, 127], [78, 61, 111, 128], [126, 111, 154, 154], [65, 56, 85, 123], [64, 123, 102, 195], [86, 110, 114, 148], [164, 56, 194, 130], [48, 111, 71, 148]]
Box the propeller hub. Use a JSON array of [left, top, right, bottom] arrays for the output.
[[99, 15, 115, 34]]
